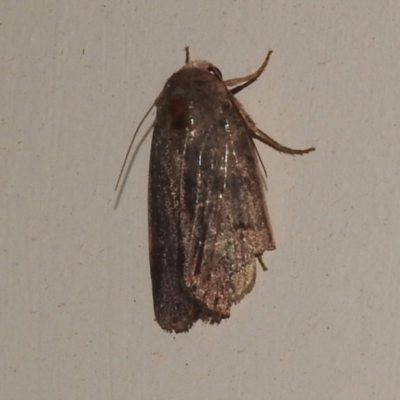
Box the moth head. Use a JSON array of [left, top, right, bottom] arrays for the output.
[[206, 65, 223, 80], [184, 60, 224, 81]]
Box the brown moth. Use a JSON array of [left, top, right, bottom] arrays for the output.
[[117, 49, 314, 333]]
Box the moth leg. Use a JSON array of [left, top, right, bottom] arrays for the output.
[[232, 96, 315, 155], [257, 256, 268, 271], [253, 127, 315, 155], [224, 50, 273, 89]]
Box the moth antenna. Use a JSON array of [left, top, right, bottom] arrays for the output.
[[185, 46, 190, 64], [115, 102, 155, 191]]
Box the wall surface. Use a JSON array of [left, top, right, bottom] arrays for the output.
[[1, 1, 400, 399]]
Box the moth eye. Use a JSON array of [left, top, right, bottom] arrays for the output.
[[207, 66, 223, 80]]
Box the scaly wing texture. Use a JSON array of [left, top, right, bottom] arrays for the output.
[[148, 65, 277, 331], [148, 119, 201, 332], [179, 104, 275, 320]]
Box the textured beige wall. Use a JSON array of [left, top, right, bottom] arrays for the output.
[[1, 1, 400, 399]]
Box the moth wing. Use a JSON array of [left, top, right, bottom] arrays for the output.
[[180, 108, 275, 319], [148, 119, 201, 333]]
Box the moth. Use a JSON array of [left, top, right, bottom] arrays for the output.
[[116, 48, 314, 333]]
